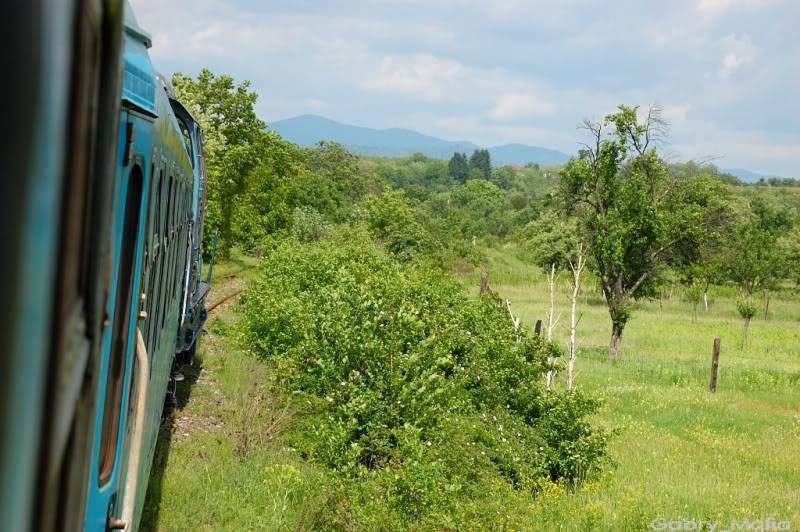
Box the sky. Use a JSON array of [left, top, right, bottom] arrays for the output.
[[131, 0, 799, 176]]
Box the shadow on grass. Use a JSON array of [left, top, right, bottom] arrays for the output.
[[140, 355, 203, 529]]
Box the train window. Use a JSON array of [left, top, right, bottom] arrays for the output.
[[141, 163, 155, 336], [146, 163, 156, 250], [174, 190, 182, 299], [171, 245, 178, 311], [159, 176, 174, 332], [165, 177, 173, 243], [176, 187, 182, 231], [180, 121, 194, 167], [98, 167, 143, 483], [155, 168, 164, 247], [145, 254, 156, 349], [146, 169, 163, 349], [164, 244, 172, 331], [171, 179, 177, 234], [174, 212, 183, 298]]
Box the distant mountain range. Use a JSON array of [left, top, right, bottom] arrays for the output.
[[269, 115, 790, 181], [270, 114, 571, 166]]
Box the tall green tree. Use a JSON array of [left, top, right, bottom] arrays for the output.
[[233, 130, 306, 249], [448, 152, 469, 183], [172, 68, 265, 256], [469, 149, 492, 178], [560, 104, 727, 356]]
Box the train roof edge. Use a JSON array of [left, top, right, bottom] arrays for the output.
[[123, 1, 151, 48], [121, 2, 157, 116]]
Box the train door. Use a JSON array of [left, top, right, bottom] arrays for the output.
[[0, 0, 124, 530], [36, 0, 126, 528], [84, 126, 149, 530]]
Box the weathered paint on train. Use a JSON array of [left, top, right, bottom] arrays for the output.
[[0, 1, 209, 530]]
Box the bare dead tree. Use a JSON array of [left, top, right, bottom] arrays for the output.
[[545, 263, 561, 341], [544, 263, 562, 390], [566, 242, 587, 390], [505, 299, 521, 345]]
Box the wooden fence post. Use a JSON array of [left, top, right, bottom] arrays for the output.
[[534, 320, 542, 337], [709, 337, 721, 393]]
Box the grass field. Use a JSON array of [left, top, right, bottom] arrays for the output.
[[469, 246, 800, 530], [142, 248, 800, 530]]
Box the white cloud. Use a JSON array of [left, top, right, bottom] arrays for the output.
[[363, 52, 562, 123], [661, 103, 691, 125], [488, 92, 557, 120], [669, 115, 800, 175], [364, 54, 466, 102], [698, 0, 774, 14], [717, 34, 757, 80]]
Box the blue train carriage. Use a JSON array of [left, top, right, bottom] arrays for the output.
[[84, 6, 212, 531], [1, 1, 128, 531], [160, 74, 213, 366], [0, 1, 209, 529]]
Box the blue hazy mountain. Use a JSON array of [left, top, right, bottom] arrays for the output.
[[270, 114, 571, 166]]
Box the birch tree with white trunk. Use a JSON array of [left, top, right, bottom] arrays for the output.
[[566, 242, 587, 390], [523, 210, 579, 389]]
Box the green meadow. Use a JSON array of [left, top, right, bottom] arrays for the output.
[[472, 246, 800, 529], [142, 248, 800, 530]]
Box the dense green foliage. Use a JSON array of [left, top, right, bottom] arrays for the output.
[[560, 106, 730, 355], [145, 246, 800, 531], [722, 196, 795, 296], [241, 230, 606, 526], [172, 69, 265, 257]]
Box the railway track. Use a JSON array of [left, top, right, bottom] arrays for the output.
[[207, 289, 243, 315]]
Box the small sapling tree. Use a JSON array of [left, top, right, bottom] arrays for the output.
[[737, 298, 757, 348], [524, 210, 586, 388], [684, 281, 704, 322], [566, 241, 587, 390]]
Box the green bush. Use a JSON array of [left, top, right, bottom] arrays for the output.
[[291, 206, 329, 242], [352, 190, 435, 262], [241, 230, 607, 527], [736, 298, 757, 320]]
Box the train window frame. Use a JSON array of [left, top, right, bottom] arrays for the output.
[[142, 162, 156, 340], [165, 176, 173, 245], [159, 175, 174, 333], [97, 166, 143, 484], [174, 181, 185, 298], [154, 164, 167, 349], [146, 168, 163, 350], [179, 120, 194, 168], [172, 178, 178, 234]]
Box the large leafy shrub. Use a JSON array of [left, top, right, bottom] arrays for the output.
[[352, 190, 435, 263], [241, 229, 607, 526]]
